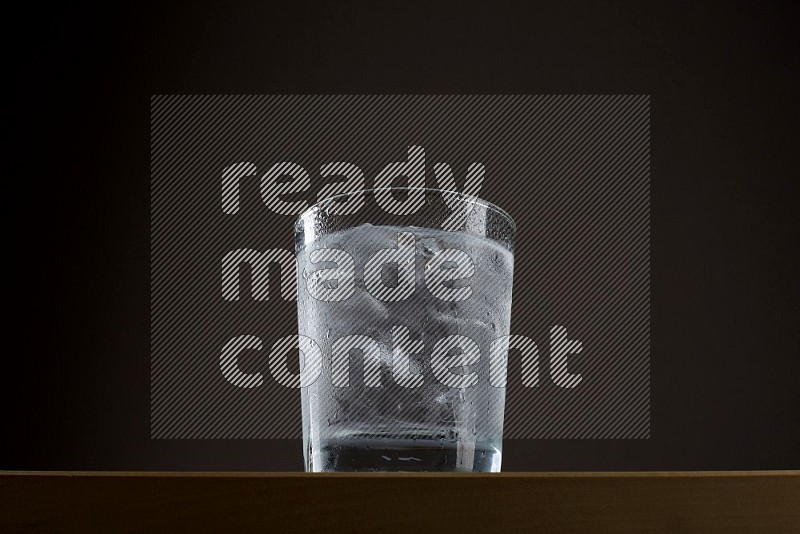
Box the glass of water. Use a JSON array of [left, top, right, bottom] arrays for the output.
[[295, 188, 515, 472]]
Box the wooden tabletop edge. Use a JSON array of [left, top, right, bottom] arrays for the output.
[[2, 470, 798, 478]]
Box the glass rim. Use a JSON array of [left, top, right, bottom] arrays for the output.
[[295, 187, 517, 233]]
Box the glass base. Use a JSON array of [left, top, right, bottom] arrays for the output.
[[308, 437, 502, 472]]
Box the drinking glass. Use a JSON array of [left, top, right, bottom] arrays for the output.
[[295, 188, 515, 471]]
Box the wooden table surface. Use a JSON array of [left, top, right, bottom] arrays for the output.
[[1, 471, 798, 532]]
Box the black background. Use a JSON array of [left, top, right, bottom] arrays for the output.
[[7, 1, 798, 470]]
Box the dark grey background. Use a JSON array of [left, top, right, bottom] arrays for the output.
[[7, 1, 798, 470]]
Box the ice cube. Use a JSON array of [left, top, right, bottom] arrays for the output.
[[417, 237, 443, 259]]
